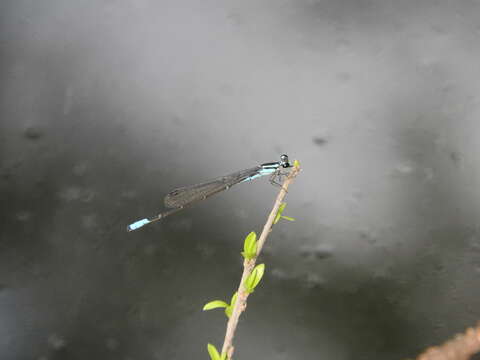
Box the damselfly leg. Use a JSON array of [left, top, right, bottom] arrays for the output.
[[269, 168, 290, 191]]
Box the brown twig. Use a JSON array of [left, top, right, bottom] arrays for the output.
[[415, 323, 480, 360], [220, 162, 301, 359]]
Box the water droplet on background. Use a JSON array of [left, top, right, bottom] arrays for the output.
[[106, 337, 119, 351], [47, 334, 66, 350], [299, 243, 334, 260], [23, 125, 43, 140], [394, 162, 415, 175], [15, 211, 31, 222], [72, 162, 88, 176]]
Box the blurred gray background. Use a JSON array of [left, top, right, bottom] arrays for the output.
[[1, 0, 480, 359]]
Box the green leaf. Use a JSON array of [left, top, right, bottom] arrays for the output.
[[203, 300, 229, 311], [224, 292, 238, 318], [274, 203, 287, 224], [251, 264, 265, 288], [244, 264, 265, 293], [207, 343, 221, 360], [274, 203, 296, 224], [242, 231, 257, 259], [245, 276, 253, 293], [244, 232, 256, 251], [230, 292, 238, 306]]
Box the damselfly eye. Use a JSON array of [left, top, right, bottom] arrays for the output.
[[280, 154, 290, 167]]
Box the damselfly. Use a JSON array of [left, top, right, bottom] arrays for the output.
[[127, 154, 292, 232]]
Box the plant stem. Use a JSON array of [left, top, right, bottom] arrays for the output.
[[415, 322, 480, 360], [220, 163, 301, 359]]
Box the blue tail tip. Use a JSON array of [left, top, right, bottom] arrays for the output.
[[127, 218, 150, 232]]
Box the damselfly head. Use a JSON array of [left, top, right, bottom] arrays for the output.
[[280, 154, 291, 168]]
